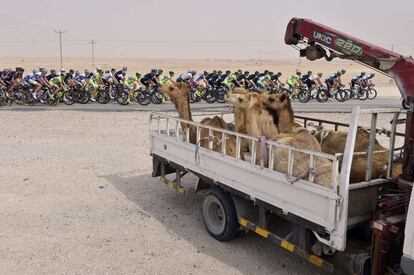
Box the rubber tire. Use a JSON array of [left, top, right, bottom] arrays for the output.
[[335, 89, 348, 102], [116, 91, 129, 105], [202, 187, 239, 242], [78, 90, 91, 104], [367, 88, 377, 100], [297, 88, 311, 103], [151, 90, 163, 104], [63, 90, 75, 105], [96, 90, 110, 104], [316, 89, 329, 103], [402, 99, 409, 110], [136, 91, 151, 106]]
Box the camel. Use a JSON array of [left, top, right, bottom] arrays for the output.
[[314, 128, 402, 183], [161, 83, 239, 158], [261, 93, 334, 188]]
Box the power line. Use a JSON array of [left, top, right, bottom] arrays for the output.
[[54, 30, 67, 68]]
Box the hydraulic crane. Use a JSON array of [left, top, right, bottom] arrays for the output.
[[285, 18, 414, 275], [284, 17, 414, 182]]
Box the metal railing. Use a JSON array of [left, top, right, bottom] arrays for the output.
[[150, 112, 341, 189]]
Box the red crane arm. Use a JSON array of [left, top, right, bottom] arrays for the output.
[[284, 18, 414, 100], [284, 18, 414, 181]]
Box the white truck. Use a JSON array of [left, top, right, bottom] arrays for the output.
[[149, 106, 412, 275]]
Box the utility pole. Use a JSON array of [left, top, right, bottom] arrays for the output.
[[259, 51, 262, 66], [54, 30, 67, 68], [89, 40, 96, 68]]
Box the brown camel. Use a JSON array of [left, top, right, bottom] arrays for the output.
[[314, 128, 402, 183], [261, 93, 334, 188], [161, 83, 239, 158]]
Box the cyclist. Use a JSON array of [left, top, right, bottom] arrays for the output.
[[64, 69, 76, 87], [286, 71, 302, 90], [216, 70, 230, 88], [223, 71, 240, 90], [351, 72, 365, 89], [177, 69, 197, 85], [24, 70, 42, 99], [114, 67, 127, 85], [256, 71, 272, 91], [159, 71, 175, 86], [88, 67, 104, 101], [270, 72, 283, 87], [46, 69, 58, 81], [300, 71, 312, 85], [209, 71, 222, 88], [246, 71, 259, 90], [238, 71, 250, 88], [361, 73, 375, 87], [125, 72, 142, 104], [5, 67, 24, 93], [141, 69, 159, 89], [50, 70, 67, 96]]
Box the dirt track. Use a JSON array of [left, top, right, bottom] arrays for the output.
[[0, 109, 334, 274]]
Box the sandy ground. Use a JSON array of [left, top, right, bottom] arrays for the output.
[[0, 109, 338, 275]]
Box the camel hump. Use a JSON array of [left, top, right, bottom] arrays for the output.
[[210, 116, 228, 129]]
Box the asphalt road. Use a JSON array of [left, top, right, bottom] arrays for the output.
[[1, 96, 404, 113]]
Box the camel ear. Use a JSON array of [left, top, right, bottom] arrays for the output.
[[280, 93, 288, 102]]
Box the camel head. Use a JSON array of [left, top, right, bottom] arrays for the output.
[[261, 93, 291, 112], [226, 88, 250, 109], [161, 83, 189, 102]]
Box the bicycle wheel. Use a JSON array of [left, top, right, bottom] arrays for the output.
[[63, 90, 75, 105], [297, 88, 311, 103], [203, 89, 216, 103], [335, 89, 348, 102], [151, 90, 163, 104], [367, 88, 377, 100], [136, 90, 151, 105], [116, 91, 129, 105], [358, 89, 369, 100], [216, 88, 227, 103], [96, 90, 110, 104], [316, 88, 329, 103]]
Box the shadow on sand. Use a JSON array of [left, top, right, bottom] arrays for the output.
[[103, 171, 329, 275]]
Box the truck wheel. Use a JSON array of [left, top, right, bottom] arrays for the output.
[[402, 99, 409, 110], [202, 187, 239, 241]]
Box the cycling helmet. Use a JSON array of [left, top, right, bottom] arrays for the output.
[[203, 71, 208, 76], [105, 70, 110, 74], [360, 72, 366, 76], [277, 72, 282, 76], [254, 71, 259, 75], [69, 69, 74, 74], [318, 72, 323, 77], [60, 69, 65, 75], [370, 73, 375, 77], [32, 69, 37, 73], [237, 69, 242, 74], [169, 71, 174, 76], [307, 71, 312, 75], [225, 70, 231, 75], [212, 70, 217, 74], [296, 71, 302, 76], [39, 67, 46, 73], [217, 71, 222, 75], [122, 67, 127, 71], [75, 70, 80, 76], [341, 69, 346, 74], [336, 71, 341, 77], [264, 70, 269, 74], [244, 71, 249, 75], [16, 67, 24, 72], [135, 72, 141, 77], [188, 69, 197, 75], [84, 69, 90, 75]]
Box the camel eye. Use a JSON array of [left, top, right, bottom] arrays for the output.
[[269, 97, 275, 102]]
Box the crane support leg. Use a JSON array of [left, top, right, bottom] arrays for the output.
[[403, 98, 414, 181]]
